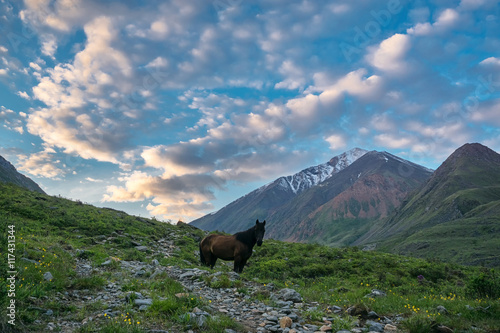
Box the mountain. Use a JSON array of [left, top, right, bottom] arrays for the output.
[[191, 149, 433, 248], [190, 148, 368, 232], [0, 154, 45, 194], [265, 150, 433, 245], [356, 143, 500, 267]]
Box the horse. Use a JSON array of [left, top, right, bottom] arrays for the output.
[[199, 219, 266, 273]]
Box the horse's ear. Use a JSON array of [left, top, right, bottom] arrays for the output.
[[256, 219, 260, 224], [262, 220, 266, 226]]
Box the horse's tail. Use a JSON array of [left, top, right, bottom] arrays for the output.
[[199, 239, 206, 265]]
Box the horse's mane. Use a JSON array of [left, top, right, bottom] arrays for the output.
[[234, 225, 256, 246]]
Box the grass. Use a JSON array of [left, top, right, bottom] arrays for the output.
[[1, 182, 499, 332]]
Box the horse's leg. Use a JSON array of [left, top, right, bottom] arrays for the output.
[[238, 257, 248, 273], [210, 256, 217, 269]]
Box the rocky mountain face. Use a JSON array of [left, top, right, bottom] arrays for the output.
[[356, 143, 500, 267], [266, 151, 433, 246], [0, 155, 45, 194], [190, 149, 433, 247], [189, 148, 368, 233]]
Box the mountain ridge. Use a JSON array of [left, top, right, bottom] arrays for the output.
[[355, 143, 500, 267], [0, 154, 45, 194], [190, 148, 368, 232]]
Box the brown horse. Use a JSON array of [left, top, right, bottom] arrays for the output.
[[199, 220, 266, 273]]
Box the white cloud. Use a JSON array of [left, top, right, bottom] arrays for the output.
[[480, 57, 500, 66], [325, 134, 346, 150], [146, 56, 169, 68], [29, 62, 42, 72], [367, 34, 411, 74], [407, 8, 460, 36], [275, 60, 306, 90], [17, 91, 30, 100], [374, 133, 414, 149], [16, 147, 64, 179], [0, 46, 8, 53], [434, 8, 460, 29], [41, 34, 58, 58], [0, 68, 8, 76]]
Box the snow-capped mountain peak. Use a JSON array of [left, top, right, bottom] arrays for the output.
[[272, 148, 368, 194]]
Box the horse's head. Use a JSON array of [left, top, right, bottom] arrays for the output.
[[254, 219, 266, 246]]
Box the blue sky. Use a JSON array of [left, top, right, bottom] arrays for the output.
[[1, 0, 500, 222]]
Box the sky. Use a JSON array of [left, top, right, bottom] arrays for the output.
[[1, 0, 500, 222]]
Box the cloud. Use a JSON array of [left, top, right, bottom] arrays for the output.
[[0, 46, 8, 53], [325, 134, 347, 150], [480, 57, 500, 66], [17, 91, 30, 100], [41, 34, 58, 58], [367, 33, 411, 73], [0, 106, 24, 133], [103, 170, 225, 221], [407, 8, 460, 36], [16, 146, 65, 179]]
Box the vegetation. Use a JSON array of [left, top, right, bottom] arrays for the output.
[[1, 182, 499, 332]]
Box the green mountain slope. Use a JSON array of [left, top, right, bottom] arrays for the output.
[[357, 143, 500, 267]]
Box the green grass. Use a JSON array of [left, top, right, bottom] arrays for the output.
[[1, 182, 499, 332]]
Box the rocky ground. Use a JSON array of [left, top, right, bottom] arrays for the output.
[[27, 232, 453, 333]]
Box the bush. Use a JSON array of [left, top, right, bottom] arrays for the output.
[[466, 270, 500, 298]]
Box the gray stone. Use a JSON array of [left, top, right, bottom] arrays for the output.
[[101, 260, 113, 266], [43, 272, 54, 281], [277, 288, 302, 302], [135, 246, 148, 252], [437, 305, 448, 314], [180, 271, 196, 279], [366, 320, 384, 332], [365, 289, 386, 298], [134, 298, 153, 306]]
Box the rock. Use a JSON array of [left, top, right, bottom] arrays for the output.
[[152, 259, 160, 266], [21, 257, 39, 264], [279, 316, 292, 328], [367, 310, 379, 319], [384, 324, 398, 332], [135, 246, 148, 252], [319, 325, 332, 331], [366, 320, 384, 332], [43, 272, 54, 281], [180, 271, 196, 279], [276, 288, 302, 303], [101, 260, 113, 266], [365, 289, 386, 298], [134, 298, 153, 306], [436, 325, 453, 333], [44, 309, 54, 316], [327, 305, 342, 313], [135, 269, 146, 277], [436, 305, 448, 314], [125, 291, 144, 302]]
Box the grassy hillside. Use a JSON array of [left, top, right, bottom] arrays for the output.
[[1, 182, 500, 332], [356, 144, 500, 267]]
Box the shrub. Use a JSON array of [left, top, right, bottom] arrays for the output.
[[466, 271, 500, 298]]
